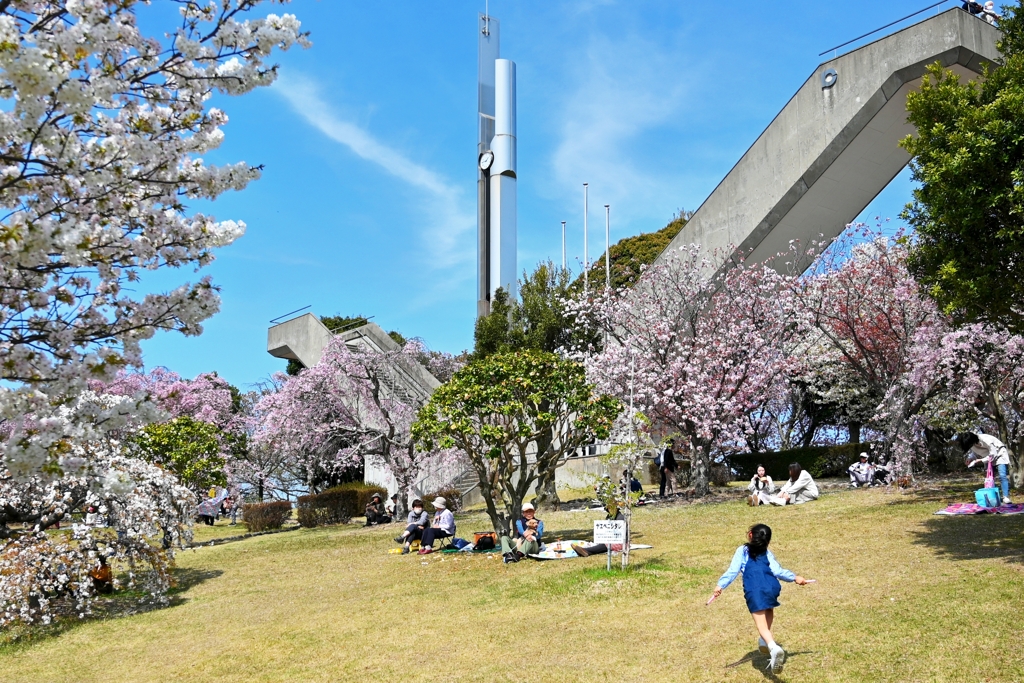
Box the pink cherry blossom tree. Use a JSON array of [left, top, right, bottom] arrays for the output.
[[910, 323, 1024, 485], [575, 244, 800, 497], [799, 228, 948, 479], [254, 338, 464, 517]]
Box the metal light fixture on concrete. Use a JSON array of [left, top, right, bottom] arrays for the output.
[[821, 68, 838, 89]]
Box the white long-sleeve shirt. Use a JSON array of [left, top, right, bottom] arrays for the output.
[[969, 433, 1010, 467], [716, 546, 796, 590], [779, 470, 819, 504], [747, 475, 775, 494]]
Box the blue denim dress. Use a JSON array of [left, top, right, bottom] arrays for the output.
[[742, 551, 782, 613]]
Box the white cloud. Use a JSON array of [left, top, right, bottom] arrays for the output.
[[273, 73, 475, 270], [547, 30, 701, 230]]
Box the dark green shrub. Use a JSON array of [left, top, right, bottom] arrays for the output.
[[726, 443, 876, 481], [242, 501, 292, 532], [424, 488, 462, 513], [296, 488, 356, 527], [303, 483, 388, 520]]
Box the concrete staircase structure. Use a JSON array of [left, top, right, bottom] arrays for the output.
[[657, 10, 1001, 275], [267, 314, 472, 500]]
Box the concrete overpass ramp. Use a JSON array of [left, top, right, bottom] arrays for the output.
[[658, 9, 1000, 271]]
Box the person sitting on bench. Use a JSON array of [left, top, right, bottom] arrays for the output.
[[418, 497, 455, 555]]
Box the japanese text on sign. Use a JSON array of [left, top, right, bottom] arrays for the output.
[[593, 519, 626, 544]]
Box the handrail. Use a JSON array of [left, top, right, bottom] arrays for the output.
[[269, 304, 310, 324], [819, 1, 963, 57], [325, 316, 376, 334]]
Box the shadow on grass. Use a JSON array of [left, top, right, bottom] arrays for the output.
[[725, 649, 812, 681], [912, 514, 1024, 565], [885, 480, 979, 507], [0, 567, 223, 652]]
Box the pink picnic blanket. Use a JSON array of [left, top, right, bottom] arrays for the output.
[[934, 502, 1024, 516]]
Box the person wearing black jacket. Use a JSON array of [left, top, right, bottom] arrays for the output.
[[659, 440, 678, 497], [962, 1, 984, 15]]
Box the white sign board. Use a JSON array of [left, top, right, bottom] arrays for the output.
[[593, 519, 626, 545]]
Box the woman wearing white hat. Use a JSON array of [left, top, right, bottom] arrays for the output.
[[418, 497, 456, 555]]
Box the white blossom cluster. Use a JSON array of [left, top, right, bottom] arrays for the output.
[[0, 434, 196, 627], [0, 0, 307, 477], [0, 0, 306, 627]]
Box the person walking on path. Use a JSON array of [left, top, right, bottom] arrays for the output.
[[708, 523, 815, 675], [500, 502, 545, 563], [394, 499, 429, 554], [418, 497, 455, 554], [958, 432, 1013, 505], [659, 439, 678, 497]]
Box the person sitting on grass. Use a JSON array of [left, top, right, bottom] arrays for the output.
[[848, 452, 874, 488], [418, 497, 455, 555], [364, 492, 392, 526], [501, 502, 544, 564], [394, 499, 429, 555], [747, 465, 775, 506], [769, 463, 819, 506]]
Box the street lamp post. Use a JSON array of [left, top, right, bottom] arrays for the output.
[[604, 204, 610, 290], [583, 183, 589, 292], [561, 221, 566, 271]]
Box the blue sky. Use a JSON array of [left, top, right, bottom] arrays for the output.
[[139, 0, 945, 389]]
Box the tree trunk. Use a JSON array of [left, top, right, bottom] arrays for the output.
[[534, 468, 560, 512], [923, 427, 953, 473], [1014, 434, 1024, 489], [848, 420, 862, 445], [692, 441, 710, 497], [258, 479, 265, 501]]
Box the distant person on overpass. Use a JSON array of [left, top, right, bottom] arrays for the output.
[[961, 1, 984, 16], [983, 1, 1001, 24]]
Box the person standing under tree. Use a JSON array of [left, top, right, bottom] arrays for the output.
[[659, 439, 678, 497], [958, 432, 1013, 505]]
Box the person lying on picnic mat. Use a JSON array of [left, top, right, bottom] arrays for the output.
[[501, 502, 544, 564], [570, 541, 623, 557]]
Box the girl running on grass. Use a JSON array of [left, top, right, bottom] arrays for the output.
[[707, 523, 814, 674]]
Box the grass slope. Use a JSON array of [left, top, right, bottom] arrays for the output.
[[1, 481, 1022, 682]]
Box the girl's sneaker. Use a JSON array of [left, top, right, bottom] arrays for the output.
[[768, 644, 786, 674], [757, 637, 769, 654], [1002, 496, 1012, 505]]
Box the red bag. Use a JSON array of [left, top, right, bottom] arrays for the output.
[[984, 460, 996, 490]]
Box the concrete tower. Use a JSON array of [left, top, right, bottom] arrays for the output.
[[476, 13, 517, 317]]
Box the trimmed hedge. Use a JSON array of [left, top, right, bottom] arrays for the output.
[[726, 443, 876, 481], [424, 487, 462, 513], [302, 483, 389, 521], [296, 488, 354, 528], [242, 501, 292, 532]]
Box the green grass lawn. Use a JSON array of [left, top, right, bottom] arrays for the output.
[[1, 480, 1022, 682]]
